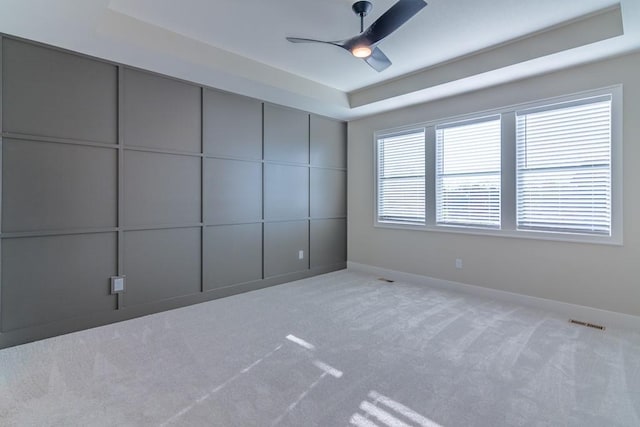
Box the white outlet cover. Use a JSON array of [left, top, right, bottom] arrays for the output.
[[455, 259, 463, 269], [298, 250, 304, 260], [111, 276, 126, 294]]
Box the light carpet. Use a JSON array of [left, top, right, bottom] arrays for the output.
[[1, 270, 639, 426]]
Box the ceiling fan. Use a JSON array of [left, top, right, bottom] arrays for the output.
[[286, 0, 427, 72]]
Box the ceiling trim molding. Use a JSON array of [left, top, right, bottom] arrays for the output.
[[348, 5, 623, 109], [95, 8, 350, 116]]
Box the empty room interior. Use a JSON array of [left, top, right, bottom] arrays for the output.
[[1, 0, 640, 425]]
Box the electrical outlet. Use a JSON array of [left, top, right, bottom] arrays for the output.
[[111, 276, 126, 294], [455, 258, 463, 270], [298, 250, 304, 260]]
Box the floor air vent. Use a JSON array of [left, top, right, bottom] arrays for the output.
[[377, 278, 395, 283], [569, 319, 605, 331]]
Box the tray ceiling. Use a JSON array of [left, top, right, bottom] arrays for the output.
[[1, 0, 639, 119]]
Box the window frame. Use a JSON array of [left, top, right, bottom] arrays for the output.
[[373, 85, 623, 245], [374, 127, 427, 226], [435, 114, 502, 230]]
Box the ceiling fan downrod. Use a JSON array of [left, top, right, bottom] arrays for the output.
[[352, 1, 373, 33]]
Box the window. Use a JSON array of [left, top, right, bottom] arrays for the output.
[[376, 129, 426, 225], [436, 116, 501, 228], [516, 95, 612, 235], [374, 86, 621, 244]]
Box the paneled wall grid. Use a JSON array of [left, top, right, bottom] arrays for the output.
[[0, 35, 347, 348]]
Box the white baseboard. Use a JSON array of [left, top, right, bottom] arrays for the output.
[[347, 261, 640, 332]]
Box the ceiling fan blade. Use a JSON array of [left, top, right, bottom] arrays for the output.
[[286, 37, 344, 49], [362, 0, 427, 45], [364, 47, 392, 72]]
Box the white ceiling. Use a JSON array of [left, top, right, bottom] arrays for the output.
[[106, 0, 618, 92], [1, 0, 639, 120]]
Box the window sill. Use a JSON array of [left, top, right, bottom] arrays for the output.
[[373, 221, 622, 246]]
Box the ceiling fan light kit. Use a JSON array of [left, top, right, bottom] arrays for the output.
[[352, 45, 373, 58], [286, 0, 427, 72]]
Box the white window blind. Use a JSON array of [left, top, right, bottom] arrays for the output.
[[377, 129, 426, 224], [516, 95, 612, 235], [436, 117, 501, 228]]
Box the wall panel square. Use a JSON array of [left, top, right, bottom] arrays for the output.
[[310, 115, 347, 168], [1, 233, 117, 331], [310, 219, 346, 268], [204, 89, 262, 159], [310, 168, 347, 218], [204, 223, 262, 290], [264, 220, 309, 278], [264, 164, 308, 220], [123, 228, 201, 307], [2, 139, 117, 232], [124, 150, 201, 226], [2, 38, 117, 143], [205, 159, 262, 225], [263, 104, 309, 163], [123, 68, 201, 153]]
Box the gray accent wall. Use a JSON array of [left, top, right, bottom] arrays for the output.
[[0, 36, 347, 348]]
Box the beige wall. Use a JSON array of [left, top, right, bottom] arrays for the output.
[[347, 51, 640, 317]]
